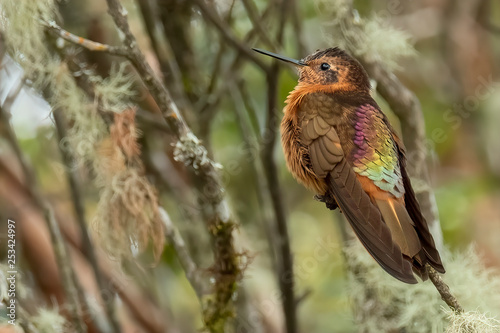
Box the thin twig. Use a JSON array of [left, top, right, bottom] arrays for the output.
[[195, 4, 274, 117], [105, 0, 188, 136], [134, 0, 190, 108], [197, 0, 237, 142], [159, 207, 207, 298], [43, 205, 87, 333], [238, 80, 261, 138], [189, 0, 269, 71], [260, 1, 297, 331], [261, 68, 297, 333], [44, 21, 128, 56], [229, 84, 276, 266], [0, 104, 86, 333], [211, 0, 238, 90], [289, 0, 306, 56], [53, 109, 121, 333], [240, 0, 276, 48], [427, 264, 464, 312], [1, 83, 33, 190], [203, 0, 237, 103], [275, 0, 288, 47]]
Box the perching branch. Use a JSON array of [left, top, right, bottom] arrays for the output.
[[427, 264, 464, 313]]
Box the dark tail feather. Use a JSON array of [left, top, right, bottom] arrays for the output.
[[411, 256, 429, 280], [326, 160, 417, 284], [400, 165, 445, 273]]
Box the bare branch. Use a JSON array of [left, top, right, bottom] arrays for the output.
[[105, 0, 188, 136], [43, 205, 87, 332], [427, 264, 464, 313], [0, 104, 86, 332], [53, 109, 121, 333], [44, 21, 128, 56], [289, 0, 306, 56], [228, 84, 276, 265], [189, 0, 269, 72], [196, 4, 274, 117], [238, 80, 261, 138], [240, 0, 276, 49], [134, 0, 190, 108], [159, 207, 208, 298], [259, 2, 297, 331], [261, 70, 297, 333]]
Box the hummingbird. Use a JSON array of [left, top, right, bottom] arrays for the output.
[[253, 47, 445, 283]]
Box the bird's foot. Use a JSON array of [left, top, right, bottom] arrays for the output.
[[314, 194, 338, 211]]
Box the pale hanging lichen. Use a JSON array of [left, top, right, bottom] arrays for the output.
[[93, 109, 164, 260], [2, 0, 164, 261], [445, 309, 500, 333], [1, 0, 56, 87], [356, 16, 416, 70], [52, 63, 108, 165], [345, 240, 500, 333], [31, 308, 69, 333], [89, 62, 136, 114], [315, 0, 416, 71], [93, 167, 164, 259]]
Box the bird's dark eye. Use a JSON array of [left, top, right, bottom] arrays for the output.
[[320, 63, 330, 71]]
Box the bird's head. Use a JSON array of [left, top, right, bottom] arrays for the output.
[[253, 47, 370, 94]]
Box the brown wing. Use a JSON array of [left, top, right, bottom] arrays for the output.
[[393, 135, 445, 273], [300, 112, 417, 284]]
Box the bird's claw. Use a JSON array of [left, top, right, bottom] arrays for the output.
[[314, 194, 338, 211]]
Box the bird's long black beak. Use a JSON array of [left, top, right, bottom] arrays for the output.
[[252, 48, 307, 66]]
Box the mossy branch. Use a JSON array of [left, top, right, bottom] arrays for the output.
[[43, 2, 245, 330], [102, 0, 244, 330]]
